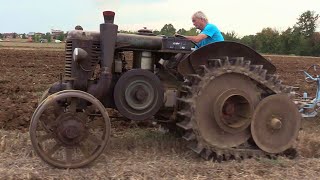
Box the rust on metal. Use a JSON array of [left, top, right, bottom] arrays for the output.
[[177, 56, 298, 160], [270, 118, 282, 130], [251, 94, 301, 154], [56, 112, 87, 146], [193, 73, 259, 148], [213, 89, 254, 134]]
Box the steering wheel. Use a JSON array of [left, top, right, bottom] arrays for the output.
[[305, 64, 320, 83], [175, 34, 200, 49]]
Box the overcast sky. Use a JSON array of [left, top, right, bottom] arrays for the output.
[[1, 0, 319, 37]]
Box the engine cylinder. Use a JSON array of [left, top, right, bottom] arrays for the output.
[[141, 51, 153, 70], [133, 51, 154, 71]]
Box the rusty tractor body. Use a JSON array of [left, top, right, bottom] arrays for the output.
[[30, 11, 301, 168]]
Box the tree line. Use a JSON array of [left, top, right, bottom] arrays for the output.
[[0, 32, 66, 43], [231, 10, 320, 56], [30, 33, 66, 43]]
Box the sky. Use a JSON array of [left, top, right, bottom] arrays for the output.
[[1, 0, 319, 37]]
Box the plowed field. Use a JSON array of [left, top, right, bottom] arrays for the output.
[[1, 43, 320, 179]]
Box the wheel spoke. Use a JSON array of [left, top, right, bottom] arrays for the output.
[[86, 106, 97, 115], [68, 98, 77, 113], [47, 143, 61, 157], [79, 144, 90, 158], [40, 118, 57, 132], [39, 101, 63, 132], [87, 134, 102, 146], [46, 100, 63, 117], [38, 133, 54, 143], [53, 102, 64, 117], [65, 147, 73, 163]]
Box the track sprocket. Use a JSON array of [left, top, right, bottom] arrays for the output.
[[177, 57, 297, 160]]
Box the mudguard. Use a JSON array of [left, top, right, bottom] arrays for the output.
[[177, 41, 276, 76]]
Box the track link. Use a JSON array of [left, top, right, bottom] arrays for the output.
[[177, 56, 296, 161]]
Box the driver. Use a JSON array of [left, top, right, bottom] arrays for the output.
[[165, 11, 224, 69], [177, 11, 224, 49]]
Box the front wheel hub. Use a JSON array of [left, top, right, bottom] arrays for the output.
[[134, 86, 149, 102], [114, 69, 164, 120], [56, 114, 86, 146]]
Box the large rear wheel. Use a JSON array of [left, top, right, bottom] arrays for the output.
[[192, 73, 259, 148]]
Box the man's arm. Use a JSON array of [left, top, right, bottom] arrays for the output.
[[184, 34, 207, 43]]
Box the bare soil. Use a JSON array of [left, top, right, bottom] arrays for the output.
[[1, 44, 320, 179], [0, 48, 64, 130]]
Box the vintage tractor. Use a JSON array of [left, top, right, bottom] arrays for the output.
[[29, 11, 301, 168]]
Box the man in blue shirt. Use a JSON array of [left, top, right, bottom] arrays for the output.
[[165, 11, 224, 69], [180, 11, 224, 48]]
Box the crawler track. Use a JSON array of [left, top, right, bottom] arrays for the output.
[[176, 57, 298, 161]]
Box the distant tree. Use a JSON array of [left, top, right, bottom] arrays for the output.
[[222, 31, 240, 41], [45, 32, 51, 43], [311, 32, 320, 56], [294, 10, 319, 37], [0, 33, 3, 39], [255, 28, 281, 54], [153, 30, 161, 35], [22, 33, 27, 39], [119, 30, 135, 34], [12, 33, 17, 38], [276, 11, 319, 56], [40, 33, 46, 39], [185, 27, 199, 36], [299, 36, 312, 56], [291, 33, 311, 56], [278, 28, 293, 54], [32, 34, 40, 42], [277, 27, 304, 55], [240, 35, 258, 50], [177, 28, 187, 35], [57, 33, 65, 41], [160, 24, 176, 36]]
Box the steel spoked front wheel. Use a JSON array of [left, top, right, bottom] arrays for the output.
[[30, 90, 111, 168]]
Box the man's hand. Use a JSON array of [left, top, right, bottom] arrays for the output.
[[184, 34, 207, 43], [175, 33, 200, 48], [174, 33, 185, 38]]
